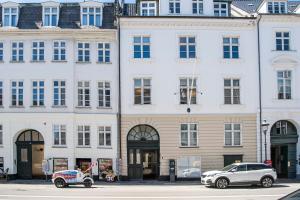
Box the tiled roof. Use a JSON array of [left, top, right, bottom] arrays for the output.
[[0, 3, 116, 29]]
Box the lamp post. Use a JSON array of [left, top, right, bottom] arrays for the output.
[[262, 120, 270, 162]]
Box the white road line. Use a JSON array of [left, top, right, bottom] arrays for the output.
[[0, 194, 286, 199]]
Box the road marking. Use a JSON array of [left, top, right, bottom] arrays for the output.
[[0, 194, 286, 199]]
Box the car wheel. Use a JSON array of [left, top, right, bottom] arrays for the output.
[[261, 177, 273, 188], [216, 178, 229, 189], [54, 178, 66, 188], [84, 179, 92, 188]]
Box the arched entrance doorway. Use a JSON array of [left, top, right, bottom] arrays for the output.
[[16, 130, 44, 179], [270, 120, 298, 178], [127, 125, 160, 180]]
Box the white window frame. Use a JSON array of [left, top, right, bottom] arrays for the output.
[[169, 0, 181, 14], [214, 2, 228, 16], [179, 36, 196, 59], [81, 6, 103, 27], [77, 42, 90, 62], [277, 70, 292, 100], [53, 124, 66, 146], [43, 6, 59, 27], [192, 0, 203, 15], [97, 43, 110, 63], [2, 7, 18, 27], [224, 78, 240, 105], [11, 80, 24, 107], [11, 41, 23, 62], [32, 80, 45, 107], [140, 1, 157, 16], [134, 78, 151, 105], [224, 123, 242, 146], [77, 81, 90, 107], [0, 125, 2, 145], [77, 125, 90, 147], [98, 81, 111, 108], [180, 123, 198, 147], [53, 40, 66, 61], [267, 1, 287, 13], [179, 78, 197, 105], [32, 41, 45, 62], [98, 126, 112, 147], [0, 81, 3, 107], [275, 31, 290, 51], [223, 37, 239, 59], [0, 42, 3, 62], [133, 36, 151, 59], [53, 80, 66, 107]]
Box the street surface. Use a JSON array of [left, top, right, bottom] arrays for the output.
[[0, 182, 299, 200]]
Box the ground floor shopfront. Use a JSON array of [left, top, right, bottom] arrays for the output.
[[0, 113, 118, 180], [120, 114, 257, 180]]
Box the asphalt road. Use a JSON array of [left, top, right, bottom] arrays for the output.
[[0, 182, 299, 200]]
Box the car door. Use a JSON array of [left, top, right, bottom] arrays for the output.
[[229, 164, 248, 184], [246, 164, 263, 182]]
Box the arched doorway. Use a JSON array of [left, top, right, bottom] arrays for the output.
[[270, 120, 298, 178], [127, 125, 160, 180], [15, 130, 44, 179]]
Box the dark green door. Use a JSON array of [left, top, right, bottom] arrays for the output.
[[223, 155, 243, 167], [17, 143, 32, 179], [128, 148, 143, 180]]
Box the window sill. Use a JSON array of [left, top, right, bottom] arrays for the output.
[[96, 62, 112, 64], [52, 105, 67, 108], [272, 50, 297, 53], [132, 104, 153, 106], [179, 146, 199, 148], [223, 145, 243, 148], [52, 60, 67, 63], [10, 61, 25, 63], [30, 106, 46, 108], [52, 145, 67, 148], [9, 106, 25, 108], [76, 146, 91, 148], [129, 58, 153, 64], [176, 58, 200, 64], [30, 60, 46, 63], [220, 58, 244, 64], [75, 106, 92, 109], [76, 61, 91, 64], [220, 104, 246, 109], [97, 146, 112, 149], [97, 106, 112, 110]]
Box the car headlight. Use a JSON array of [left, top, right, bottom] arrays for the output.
[[207, 174, 217, 177]]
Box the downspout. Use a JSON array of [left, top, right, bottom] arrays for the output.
[[117, 16, 122, 180]]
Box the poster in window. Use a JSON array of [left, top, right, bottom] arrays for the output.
[[53, 158, 68, 172], [177, 156, 201, 178], [98, 158, 113, 179]]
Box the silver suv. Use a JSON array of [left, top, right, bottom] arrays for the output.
[[201, 163, 277, 189]]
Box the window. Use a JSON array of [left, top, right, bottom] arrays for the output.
[[180, 123, 198, 147], [134, 78, 151, 105], [180, 78, 197, 105], [53, 125, 66, 146], [98, 126, 111, 147], [3, 7, 18, 27], [11, 42, 23, 62], [0, 42, 3, 62], [235, 165, 247, 172], [78, 81, 90, 107], [77, 42, 90, 62], [267, 1, 287, 13], [0, 157, 3, 171], [32, 41, 45, 61], [276, 32, 290, 51], [192, 0, 203, 14], [224, 79, 240, 104], [78, 125, 90, 146], [0, 125, 2, 145], [275, 121, 288, 135], [214, 2, 228, 16], [277, 70, 291, 100], [53, 158, 68, 172], [0, 81, 3, 106], [98, 81, 111, 108], [140, 1, 156, 16], [81, 7, 102, 26], [32, 81, 45, 106], [225, 123, 241, 146], [247, 164, 271, 171], [43, 7, 58, 26], [53, 41, 66, 61], [98, 43, 110, 63], [53, 80, 66, 106], [223, 37, 239, 59], [11, 81, 23, 106], [133, 36, 150, 59], [179, 37, 196, 59], [169, 0, 180, 14]]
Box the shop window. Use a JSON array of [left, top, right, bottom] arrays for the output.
[[177, 156, 201, 178], [98, 158, 113, 180]]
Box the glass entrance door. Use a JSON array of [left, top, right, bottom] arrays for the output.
[[142, 150, 158, 179], [128, 149, 143, 180]]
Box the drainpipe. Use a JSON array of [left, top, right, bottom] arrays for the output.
[[117, 16, 122, 180]]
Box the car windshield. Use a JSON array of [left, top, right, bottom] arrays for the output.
[[221, 164, 237, 171]]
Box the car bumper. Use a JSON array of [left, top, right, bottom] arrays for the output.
[[201, 177, 214, 185]]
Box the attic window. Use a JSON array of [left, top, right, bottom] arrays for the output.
[[43, 7, 59, 26], [3, 7, 18, 27], [140, 1, 157, 16], [267, 1, 287, 14], [81, 6, 102, 27]]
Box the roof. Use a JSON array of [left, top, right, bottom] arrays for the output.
[[0, 2, 116, 29]]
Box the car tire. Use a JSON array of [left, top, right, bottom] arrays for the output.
[[54, 178, 66, 188], [261, 177, 273, 188], [84, 179, 93, 188], [216, 178, 229, 189]]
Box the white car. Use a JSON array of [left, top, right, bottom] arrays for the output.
[[201, 163, 277, 189]]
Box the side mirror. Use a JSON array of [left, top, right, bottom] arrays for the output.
[[230, 168, 237, 173]]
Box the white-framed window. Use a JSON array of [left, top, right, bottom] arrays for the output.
[[53, 80, 66, 106], [98, 126, 111, 147], [0, 157, 3, 171], [81, 6, 102, 26], [53, 41, 66, 61], [179, 36, 196, 59], [133, 36, 150, 59], [224, 79, 240, 105], [11, 42, 23, 62], [98, 43, 110, 63], [275, 32, 290, 51], [277, 70, 291, 100], [225, 123, 241, 146], [11, 80, 23, 106], [32, 80, 45, 106], [180, 78, 197, 105], [77, 125, 90, 146], [140, 1, 156, 16], [0, 42, 3, 62], [0, 125, 2, 145], [0, 81, 3, 106], [53, 124, 66, 146], [134, 78, 151, 105], [77, 81, 90, 107], [223, 37, 239, 59], [98, 81, 111, 108], [77, 42, 90, 62], [3, 7, 18, 27], [267, 1, 287, 13], [180, 123, 198, 147], [43, 7, 58, 26], [32, 41, 45, 61], [169, 0, 180, 14], [192, 0, 203, 14], [214, 2, 228, 16]]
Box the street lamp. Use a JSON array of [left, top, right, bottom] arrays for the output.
[[262, 120, 270, 162]]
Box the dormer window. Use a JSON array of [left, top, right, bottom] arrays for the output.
[[214, 2, 228, 17], [140, 1, 157, 16], [267, 1, 287, 14], [169, 0, 180, 14], [81, 7, 102, 27], [43, 7, 58, 26], [3, 7, 18, 27]]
